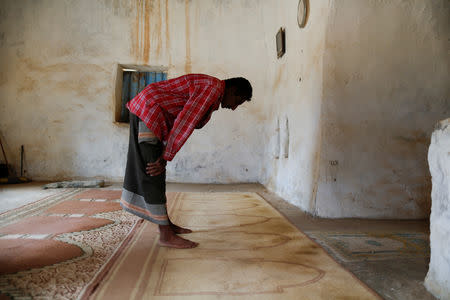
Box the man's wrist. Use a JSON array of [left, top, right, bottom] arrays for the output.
[[163, 151, 174, 161]]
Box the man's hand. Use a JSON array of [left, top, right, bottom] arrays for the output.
[[146, 156, 167, 176]]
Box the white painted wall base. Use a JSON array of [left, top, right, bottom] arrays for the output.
[[425, 119, 450, 300]]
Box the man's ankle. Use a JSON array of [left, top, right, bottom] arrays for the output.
[[159, 224, 173, 239]]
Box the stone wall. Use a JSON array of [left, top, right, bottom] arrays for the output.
[[425, 119, 450, 299]]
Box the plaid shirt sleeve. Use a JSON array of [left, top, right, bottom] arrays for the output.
[[163, 83, 222, 161]]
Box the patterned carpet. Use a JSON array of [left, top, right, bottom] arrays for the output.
[[0, 190, 382, 299], [0, 189, 141, 299]]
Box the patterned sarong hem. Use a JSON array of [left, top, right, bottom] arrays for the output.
[[120, 188, 169, 225]]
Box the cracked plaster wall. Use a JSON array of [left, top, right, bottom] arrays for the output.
[[315, 0, 449, 218]]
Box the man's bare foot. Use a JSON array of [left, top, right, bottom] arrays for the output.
[[170, 223, 192, 234], [159, 235, 198, 249], [159, 225, 198, 249], [167, 216, 192, 233]]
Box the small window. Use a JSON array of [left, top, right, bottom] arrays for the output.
[[114, 65, 167, 123]]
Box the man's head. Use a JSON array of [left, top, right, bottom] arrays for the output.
[[221, 77, 252, 110]]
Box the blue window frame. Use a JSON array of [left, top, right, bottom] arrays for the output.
[[119, 71, 167, 123]]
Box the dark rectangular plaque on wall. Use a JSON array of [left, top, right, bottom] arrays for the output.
[[276, 27, 285, 58]]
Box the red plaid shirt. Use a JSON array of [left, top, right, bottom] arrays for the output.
[[126, 74, 225, 161]]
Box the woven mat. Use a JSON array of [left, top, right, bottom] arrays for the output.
[[88, 192, 381, 300], [307, 231, 430, 263]]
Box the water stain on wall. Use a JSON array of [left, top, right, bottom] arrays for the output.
[[18, 58, 107, 74], [311, 147, 321, 213], [165, 0, 171, 66], [184, 0, 192, 73], [17, 78, 38, 94], [311, 44, 323, 68], [132, 0, 151, 63], [246, 105, 268, 123], [272, 67, 284, 93], [151, 0, 162, 58], [0, 72, 7, 86], [132, 0, 164, 63], [142, 0, 152, 63], [132, 0, 141, 59], [394, 131, 429, 146], [16, 58, 109, 97]]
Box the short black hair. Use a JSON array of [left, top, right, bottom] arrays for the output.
[[225, 77, 252, 101]]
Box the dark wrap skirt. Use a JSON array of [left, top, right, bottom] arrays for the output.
[[120, 113, 169, 225]]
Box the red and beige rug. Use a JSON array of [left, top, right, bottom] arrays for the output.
[[0, 189, 140, 299], [0, 190, 381, 299]]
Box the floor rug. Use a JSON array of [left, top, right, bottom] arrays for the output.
[[0, 188, 141, 300], [86, 192, 381, 300], [307, 232, 430, 263]]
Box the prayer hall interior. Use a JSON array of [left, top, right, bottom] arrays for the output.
[[0, 1, 449, 299]]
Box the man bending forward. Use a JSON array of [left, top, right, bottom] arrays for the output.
[[121, 73, 252, 249]]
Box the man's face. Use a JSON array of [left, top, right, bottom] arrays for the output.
[[221, 87, 246, 110]]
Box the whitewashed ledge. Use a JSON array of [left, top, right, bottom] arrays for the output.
[[425, 118, 450, 300]]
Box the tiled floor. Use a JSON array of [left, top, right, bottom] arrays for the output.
[[0, 182, 436, 300]]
